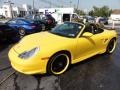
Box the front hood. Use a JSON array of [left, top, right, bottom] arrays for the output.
[[13, 31, 73, 54]]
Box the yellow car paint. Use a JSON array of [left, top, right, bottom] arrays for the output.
[[8, 22, 117, 75]]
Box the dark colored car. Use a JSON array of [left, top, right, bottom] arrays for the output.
[[0, 23, 17, 41], [25, 14, 56, 30], [99, 17, 108, 25], [6, 18, 42, 36], [83, 16, 95, 23]]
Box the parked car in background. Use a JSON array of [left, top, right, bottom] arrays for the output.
[[0, 15, 5, 19], [83, 16, 95, 23], [25, 14, 56, 30], [98, 17, 108, 25], [108, 17, 120, 25], [39, 8, 81, 24], [113, 19, 120, 24], [0, 23, 17, 41], [6, 18, 43, 36]]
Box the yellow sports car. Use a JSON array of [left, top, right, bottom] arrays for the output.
[[8, 22, 117, 75]]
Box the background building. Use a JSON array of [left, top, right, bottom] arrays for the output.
[[111, 9, 120, 20], [0, 4, 38, 18]]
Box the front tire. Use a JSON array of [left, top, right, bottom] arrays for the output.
[[19, 28, 26, 36], [106, 38, 116, 54], [47, 54, 70, 75]]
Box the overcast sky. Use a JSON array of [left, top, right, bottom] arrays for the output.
[[0, 0, 120, 11]]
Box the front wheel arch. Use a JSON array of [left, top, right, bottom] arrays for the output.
[[50, 50, 71, 62], [47, 50, 71, 75], [18, 27, 26, 36]]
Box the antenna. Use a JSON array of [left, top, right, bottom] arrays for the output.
[[77, 0, 79, 9]]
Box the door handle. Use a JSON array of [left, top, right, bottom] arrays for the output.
[[101, 38, 108, 43], [101, 38, 104, 40]]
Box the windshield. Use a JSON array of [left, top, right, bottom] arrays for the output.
[[25, 15, 33, 19], [49, 22, 83, 38], [25, 14, 48, 20]]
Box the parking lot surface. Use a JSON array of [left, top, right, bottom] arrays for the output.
[[0, 25, 120, 90]]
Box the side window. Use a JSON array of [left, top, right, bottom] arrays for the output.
[[83, 24, 94, 34], [93, 24, 104, 34], [83, 23, 104, 35], [17, 20, 26, 24], [34, 15, 41, 20], [41, 15, 47, 20], [95, 28, 104, 34], [7, 20, 16, 24], [88, 24, 104, 34], [91, 24, 97, 34], [25, 15, 33, 19]]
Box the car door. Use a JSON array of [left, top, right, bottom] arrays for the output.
[[90, 24, 108, 53], [16, 20, 26, 28], [75, 37, 96, 63], [73, 24, 95, 63], [74, 24, 105, 63]]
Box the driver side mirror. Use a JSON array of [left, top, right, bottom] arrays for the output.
[[82, 32, 93, 37]]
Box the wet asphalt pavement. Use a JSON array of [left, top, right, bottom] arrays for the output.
[[0, 26, 120, 90]]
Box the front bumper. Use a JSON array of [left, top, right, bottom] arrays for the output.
[[8, 48, 49, 75]]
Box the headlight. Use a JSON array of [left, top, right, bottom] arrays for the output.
[[18, 47, 39, 59]]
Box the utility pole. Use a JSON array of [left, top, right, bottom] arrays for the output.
[[77, 0, 79, 9], [49, 1, 52, 8], [33, 0, 35, 14], [4, 0, 14, 18]]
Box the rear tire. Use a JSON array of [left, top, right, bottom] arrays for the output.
[[47, 53, 70, 75], [106, 38, 116, 54]]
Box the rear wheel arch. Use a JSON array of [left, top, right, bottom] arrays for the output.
[[108, 37, 117, 45], [112, 37, 117, 41], [18, 27, 24, 30], [106, 37, 117, 54], [49, 50, 72, 62]]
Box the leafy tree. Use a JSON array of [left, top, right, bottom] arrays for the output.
[[89, 6, 112, 17], [89, 10, 94, 16], [74, 8, 86, 15]]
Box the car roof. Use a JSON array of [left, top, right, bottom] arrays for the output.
[[18, 18, 26, 20], [10, 18, 27, 20], [11, 18, 32, 22]]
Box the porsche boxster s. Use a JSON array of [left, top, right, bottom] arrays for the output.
[[8, 22, 117, 75]]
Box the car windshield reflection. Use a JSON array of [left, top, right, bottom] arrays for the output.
[[49, 22, 83, 38]]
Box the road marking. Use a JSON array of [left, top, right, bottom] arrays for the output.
[[0, 71, 16, 85]]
